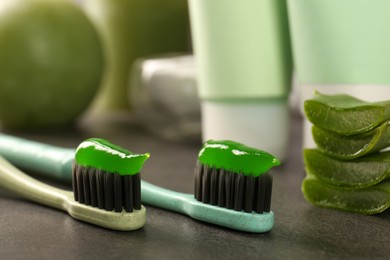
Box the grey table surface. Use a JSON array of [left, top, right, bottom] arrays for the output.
[[1, 112, 390, 260]]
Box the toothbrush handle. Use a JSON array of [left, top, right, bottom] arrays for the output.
[[0, 156, 70, 211], [0, 133, 74, 182], [141, 180, 189, 214]]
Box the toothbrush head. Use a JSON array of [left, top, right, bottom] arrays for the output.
[[70, 138, 149, 230], [0, 155, 146, 231], [195, 140, 279, 214], [66, 193, 146, 231], [72, 138, 150, 213], [184, 194, 274, 233]]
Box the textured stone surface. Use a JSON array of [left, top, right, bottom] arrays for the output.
[[1, 113, 390, 259]]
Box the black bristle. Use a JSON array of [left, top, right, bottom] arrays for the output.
[[96, 170, 105, 209], [82, 168, 91, 205], [254, 173, 267, 213], [210, 167, 218, 205], [76, 166, 85, 204], [194, 161, 273, 213], [264, 174, 273, 212], [104, 173, 114, 211], [233, 173, 244, 211], [201, 165, 211, 204], [244, 176, 255, 213], [123, 175, 133, 212], [225, 171, 234, 209], [88, 169, 98, 207], [113, 174, 123, 212], [133, 174, 141, 210], [72, 162, 141, 213], [194, 161, 203, 201], [217, 169, 226, 207], [72, 168, 78, 201]]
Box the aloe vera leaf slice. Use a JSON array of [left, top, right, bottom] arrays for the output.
[[312, 121, 390, 160], [302, 176, 390, 215], [304, 92, 390, 136], [304, 149, 390, 188]]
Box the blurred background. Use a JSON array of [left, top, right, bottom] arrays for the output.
[[1, 0, 390, 156], [0, 0, 295, 162], [0, 0, 197, 140]]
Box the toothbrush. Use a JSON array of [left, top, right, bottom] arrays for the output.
[[0, 134, 274, 233], [194, 140, 279, 214], [72, 138, 149, 213], [0, 155, 145, 231]]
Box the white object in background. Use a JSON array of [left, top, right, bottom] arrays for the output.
[[202, 101, 289, 160], [129, 55, 201, 142]]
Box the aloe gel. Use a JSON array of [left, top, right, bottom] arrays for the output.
[[312, 121, 390, 160], [304, 92, 390, 136], [303, 92, 390, 214], [304, 149, 390, 188], [302, 176, 390, 215]]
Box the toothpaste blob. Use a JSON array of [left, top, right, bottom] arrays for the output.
[[75, 138, 150, 175], [197, 140, 280, 177]]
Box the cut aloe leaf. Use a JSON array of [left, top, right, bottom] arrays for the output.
[[302, 176, 390, 215], [304, 92, 390, 136], [312, 121, 390, 160], [304, 149, 390, 188]]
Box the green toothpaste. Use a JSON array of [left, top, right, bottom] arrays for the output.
[[198, 140, 280, 177], [75, 138, 150, 175]]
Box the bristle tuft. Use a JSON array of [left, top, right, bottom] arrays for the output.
[[72, 163, 141, 212], [194, 161, 273, 213]]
